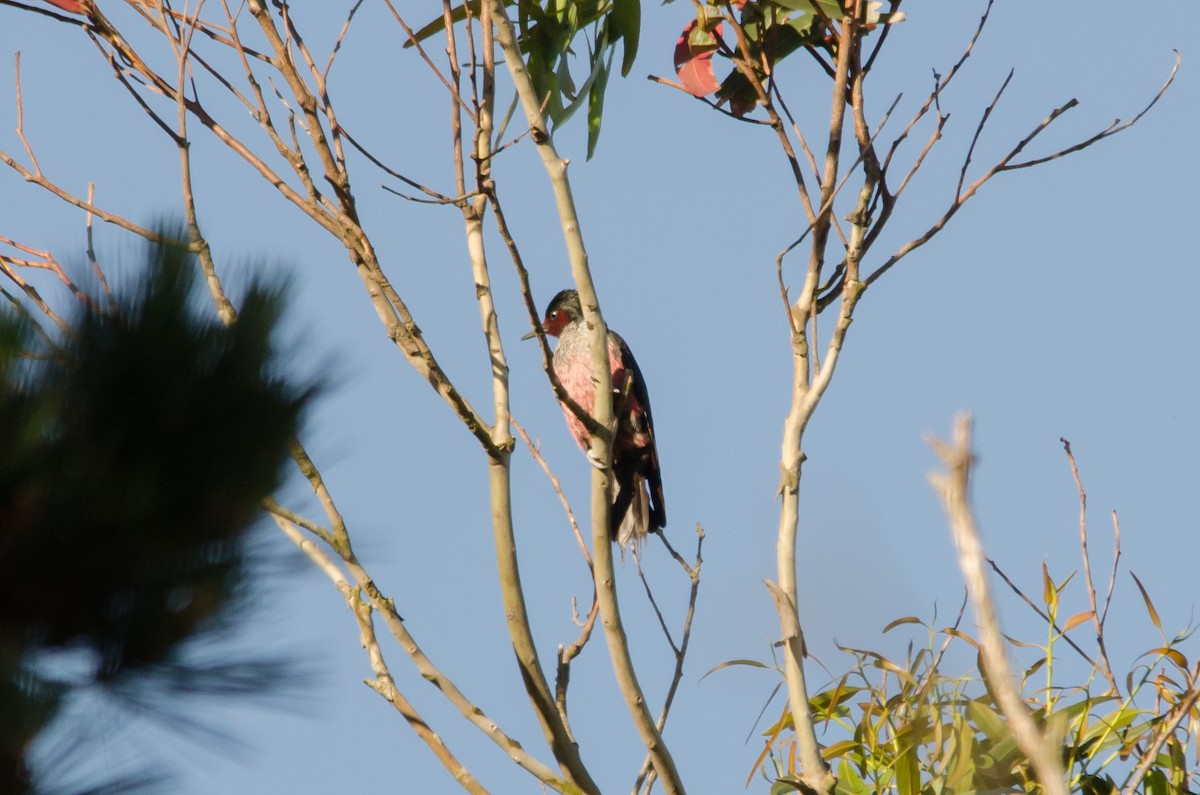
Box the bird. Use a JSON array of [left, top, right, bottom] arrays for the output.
[[526, 289, 666, 553]]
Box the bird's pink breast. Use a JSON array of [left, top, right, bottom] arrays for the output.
[[552, 331, 629, 451]]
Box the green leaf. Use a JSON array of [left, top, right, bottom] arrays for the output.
[[966, 700, 1011, 747], [556, 54, 578, 102], [772, 776, 804, 795], [810, 682, 862, 719], [611, 0, 640, 76], [770, 0, 842, 16], [586, 51, 611, 159], [785, 12, 821, 39], [1081, 705, 1146, 747], [1145, 767, 1169, 795], [697, 4, 723, 31], [944, 719, 976, 790], [492, 91, 520, 147], [409, 0, 641, 157], [768, 0, 813, 12], [895, 742, 921, 795], [821, 739, 860, 760], [687, 22, 720, 51], [1079, 773, 1117, 795], [836, 756, 866, 795]]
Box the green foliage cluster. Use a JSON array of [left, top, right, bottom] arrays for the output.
[[677, 0, 898, 115], [0, 233, 313, 793], [410, 0, 640, 157], [410, 0, 901, 152], [731, 561, 1199, 795]]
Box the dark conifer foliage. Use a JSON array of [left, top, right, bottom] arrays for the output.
[[0, 231, 314, 793]]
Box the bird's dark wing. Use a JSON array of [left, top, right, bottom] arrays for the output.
[[613, 332, 666, 531]]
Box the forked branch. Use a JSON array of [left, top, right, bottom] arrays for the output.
[[487, 3, 684, 791]]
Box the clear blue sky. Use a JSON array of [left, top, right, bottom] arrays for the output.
[[2, 2, 1197, 793]]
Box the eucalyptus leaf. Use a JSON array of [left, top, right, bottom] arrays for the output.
[[771, 775, 804, 795], [586, 50, 612, 159], [612, 0, 640, 76]]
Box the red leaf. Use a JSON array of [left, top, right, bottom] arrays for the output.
[[43, 0, 88, 12], [673, 19, 721, 98]]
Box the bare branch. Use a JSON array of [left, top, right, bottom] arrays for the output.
[[0, 253, 69, 333], [263, 497, 334, 548], [13, 53, 41, 176], [273, 515, 492, 795], [432, 6, 601, 790], [957, 69, 1013, 200], [84, 183, 111, 298], [864, 51, 1175, 290], [512, 417, 603, 738], [322, 0, 364, 82], [928, 413, 1068, 795], [488, 3, 682, 790], [555, 595, 600, 743], [0, 283, 58, 346], [1006, 51, 1179, 171]]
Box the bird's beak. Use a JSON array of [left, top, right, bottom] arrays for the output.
[[521, 328, 538, 341]]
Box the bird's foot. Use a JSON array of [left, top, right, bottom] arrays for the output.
[[586, 450, 609, 470]]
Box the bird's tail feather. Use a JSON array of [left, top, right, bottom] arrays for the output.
[[614, 475, 650, 562]]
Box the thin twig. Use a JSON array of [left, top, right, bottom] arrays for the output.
[[1006, 52, 1179, 171], [514, 414, 601, 744], [987, 556, 1098, 669], [322, 0, 364, 82], [84, 184, 111, 298], [1060, 438, 1119, 694], [513, 420, 591, 567], [956, 69, 1013, 200], [380, 0, 477, 122], [1102, 510, 1122, 626], [14, 53, 41, 176], [864, 51, 1175, 290], [632, 526, 704, 795]]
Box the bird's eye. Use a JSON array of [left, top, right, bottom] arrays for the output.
[[549, 311, 559, 320]]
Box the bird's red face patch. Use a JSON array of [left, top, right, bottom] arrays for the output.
[[542, 308, 570, 337]]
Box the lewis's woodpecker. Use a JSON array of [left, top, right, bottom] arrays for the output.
[[528, 289, 666, 551]]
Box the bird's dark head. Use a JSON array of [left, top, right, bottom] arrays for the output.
[[539, 289, 583, 338]]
